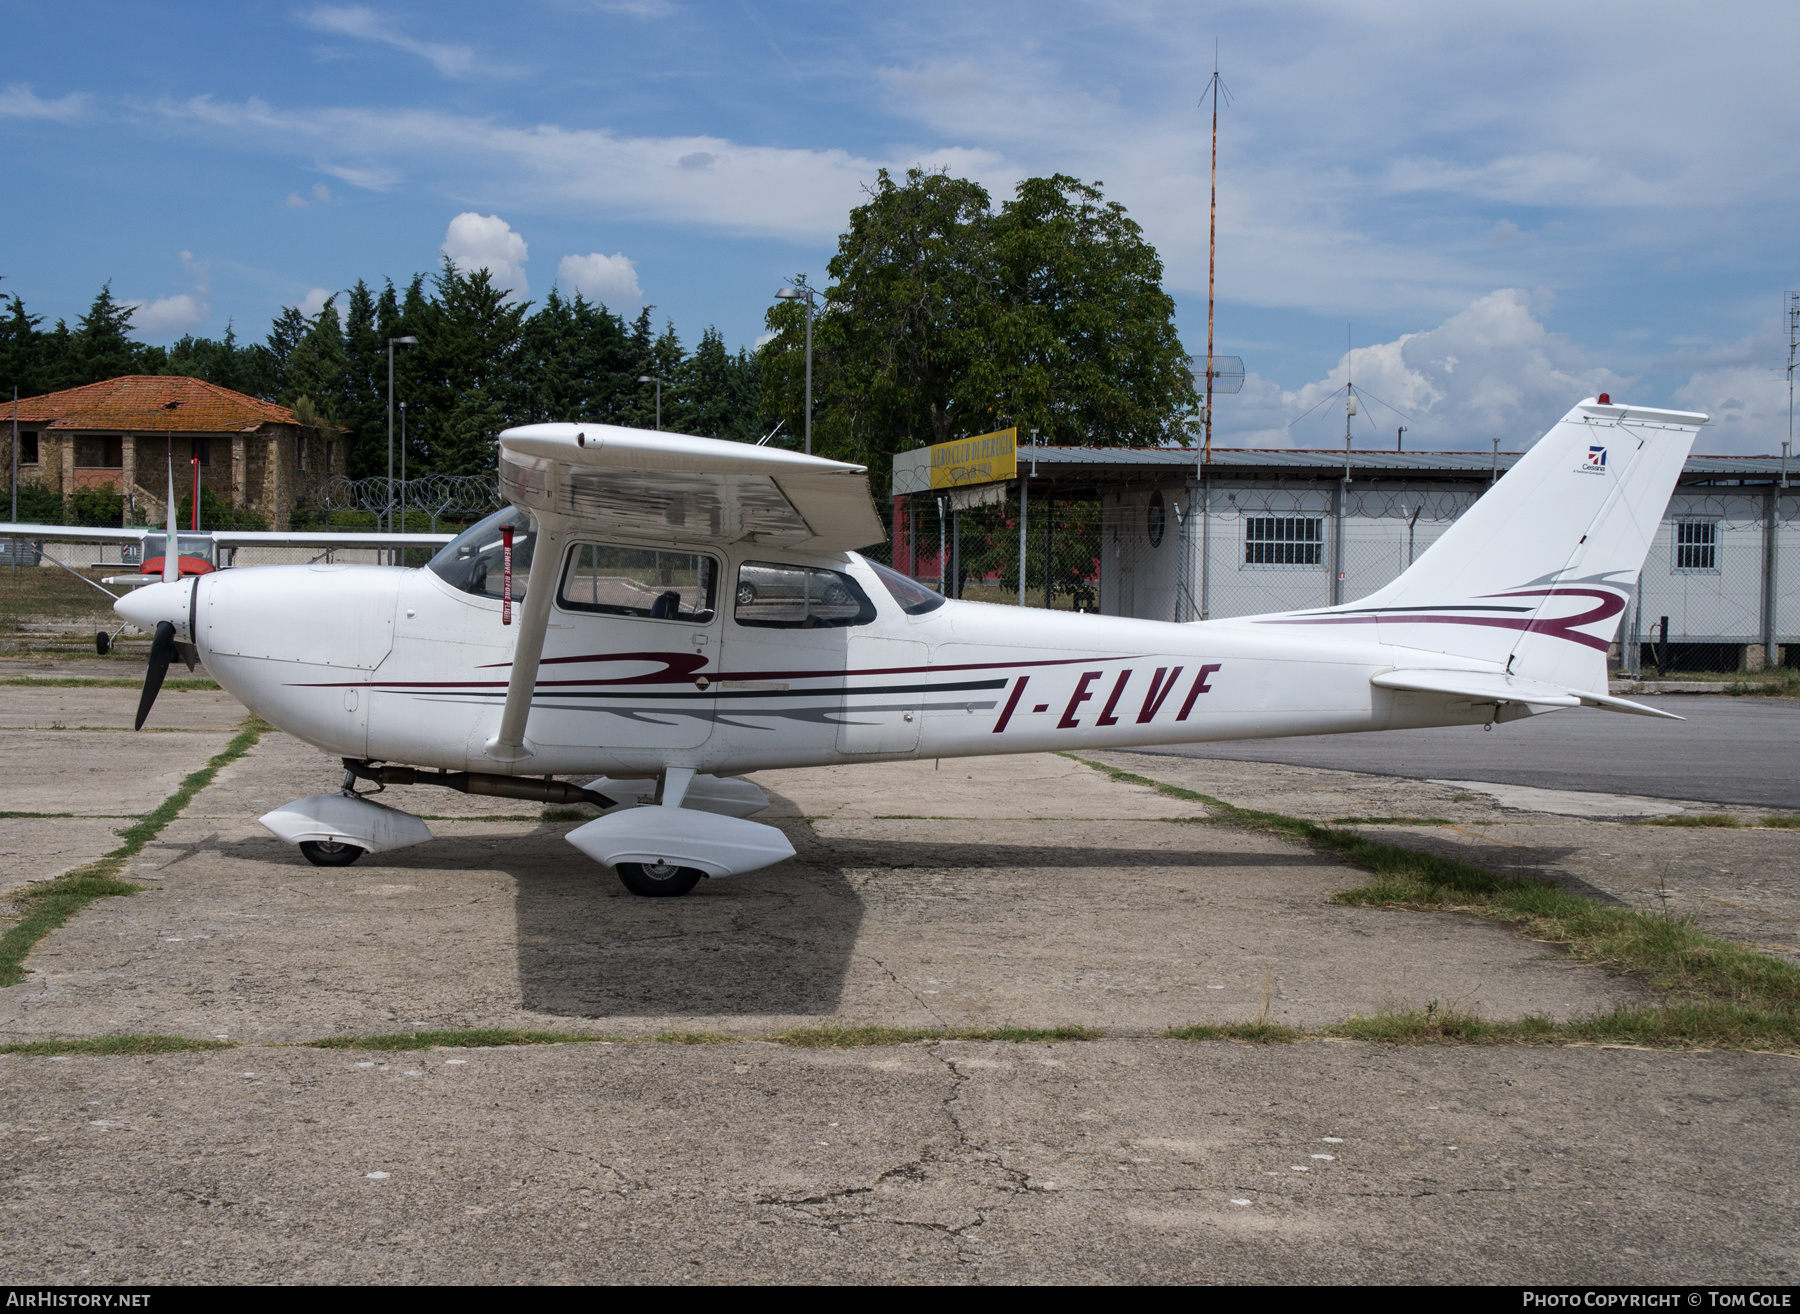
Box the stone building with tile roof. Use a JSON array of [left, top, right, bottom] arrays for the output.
[[2, 375, 346, 529]]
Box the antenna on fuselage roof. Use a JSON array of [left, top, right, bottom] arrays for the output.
[[756, 418, 786, 447]]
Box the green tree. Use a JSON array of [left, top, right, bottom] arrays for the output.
[[283, 296, 350, 420], [260, 305, 311, 401], [681, 326, 763, 442], [53, 283, 150, 388], [409, 262, 529, 475], [165, 322, 271, 397], [760, 168, 1196, 492], [0, 293, 47, 400], [985, 175, 1194, 447]]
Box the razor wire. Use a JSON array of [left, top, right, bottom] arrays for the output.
[[313, 474, 502, 530]]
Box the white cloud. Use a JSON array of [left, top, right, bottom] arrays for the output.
[[557, 252, 642, 307], [1218, 290, 1624, 452], [442, 212, 529, 299], [286, 182, 337, 208], [0, 84, 90, 122], [293, 287, 334, 319], [126, 294, 208, 338], [301, 7, 479, 79], [588, 0, 678, 15], [154, 95, 1004, 243], [1670, 320, 1790, 455]]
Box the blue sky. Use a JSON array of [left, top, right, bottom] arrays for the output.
[[3, 0, 1797, 452]]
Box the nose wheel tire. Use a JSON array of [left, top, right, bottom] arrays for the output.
[[615, 861, 704, 897], [299, 839, 367, 867]]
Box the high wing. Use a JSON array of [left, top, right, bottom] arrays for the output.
[[481, 423, 885, 764], [496, 422, 886, 551]]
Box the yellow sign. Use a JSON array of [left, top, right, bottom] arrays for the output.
[[928, 427, 1017, 490]]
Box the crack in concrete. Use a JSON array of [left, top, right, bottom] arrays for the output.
[[860, 953, 947, 1025]]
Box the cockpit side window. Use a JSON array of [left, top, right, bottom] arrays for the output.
[[558, 543, 718, 623], [427, 506, 536, 602]]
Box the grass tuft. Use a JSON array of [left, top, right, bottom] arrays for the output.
[[0, 1035, 236, 1056], [539, 806, 595, 823], [1759, 815, 1800, 829], [1329, 816, 1453, 827], [0, 676, 220, 690], [654, 1031, 739, 1045], [1162, 1021, 1304, 1044], [1162, 1004, 1800, 1052], [1641, 813, 1741, 828], [0, 717, 265, 987]]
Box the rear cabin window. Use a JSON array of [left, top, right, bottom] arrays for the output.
[[558, 544, 718, 623], [734, 562, 877, 629], [868, 559, 945, 615]]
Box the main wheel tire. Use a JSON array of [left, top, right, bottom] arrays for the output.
[[615, 861, 704, 897], [299, 839, 367, 867]]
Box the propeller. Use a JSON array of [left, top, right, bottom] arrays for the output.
[[136, 620, 176, 731]]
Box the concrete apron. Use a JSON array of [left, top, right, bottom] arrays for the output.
[[1, 733, 1663, 1043]]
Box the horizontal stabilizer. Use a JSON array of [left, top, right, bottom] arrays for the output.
[[1371, 669, 1579, 707], [1570, 689, 1684, 720], [1371, 670, 1683, 720]]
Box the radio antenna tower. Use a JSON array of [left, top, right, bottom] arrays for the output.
[[1201, 47, 1232, 465], [1786, 291, 1799, 488]]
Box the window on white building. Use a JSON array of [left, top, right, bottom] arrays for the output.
[[1673, 519, 1718, 573], [1245, 516, 1323, 567]]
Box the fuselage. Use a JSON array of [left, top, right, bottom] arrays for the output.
[[180, 546, 1503, 780]]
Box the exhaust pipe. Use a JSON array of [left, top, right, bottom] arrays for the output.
[[343, 760, 616, 809]]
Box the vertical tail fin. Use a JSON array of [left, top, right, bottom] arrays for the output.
[[1259, 398, 1706, 693]]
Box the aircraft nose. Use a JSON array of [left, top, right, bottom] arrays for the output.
[[115, 579, 193, 639]]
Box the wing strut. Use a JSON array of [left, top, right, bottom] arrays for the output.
[[483, 513, 571, 764]]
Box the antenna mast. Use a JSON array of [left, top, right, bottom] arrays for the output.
[[1201, 49, 1230, 465], [1787, 290, 1799, 488]]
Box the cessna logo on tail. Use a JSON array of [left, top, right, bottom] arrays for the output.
[[1578, 445, 1608, 474]]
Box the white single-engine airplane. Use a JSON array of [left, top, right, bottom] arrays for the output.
[[89, 395, 1702, 896]]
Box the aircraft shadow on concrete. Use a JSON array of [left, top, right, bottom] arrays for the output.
[[156, 796, 1620, 1020]]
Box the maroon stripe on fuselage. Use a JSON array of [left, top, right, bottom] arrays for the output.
[[287, 652, 1144, 690]]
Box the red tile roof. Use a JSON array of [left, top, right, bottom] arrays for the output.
[[4, 376, 305, 433]]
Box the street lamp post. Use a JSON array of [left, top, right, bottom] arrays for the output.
[[637, 375, 670, 431], [387, 335, 419, 553], [774, 281, 817, 455], [399, 401, 408, 538]]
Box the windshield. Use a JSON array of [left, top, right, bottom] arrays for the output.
[[428, 506, 537, 601], [867, 559, 945, 615]]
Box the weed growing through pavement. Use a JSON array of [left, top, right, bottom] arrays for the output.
[[0, 677, 220, 691], [0, 716, 269, 986], [1063, 753, 1800, 1051], [0, 1035, 235, 1056]]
